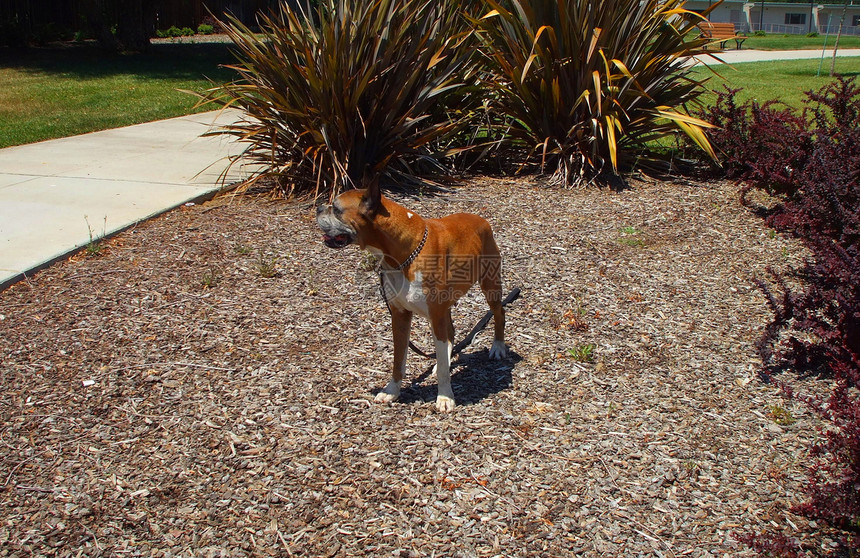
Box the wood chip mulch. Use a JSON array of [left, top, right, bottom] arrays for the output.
[[0, 177, 838, 556]]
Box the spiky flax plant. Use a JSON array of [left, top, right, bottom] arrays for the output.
[[204, 0, 477, 200], [474, 0, 717, 187]]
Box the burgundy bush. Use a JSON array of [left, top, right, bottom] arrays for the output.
[[735, 531, 804, 558], [703, 77, 860, 554], [699, 86, 812, 196]]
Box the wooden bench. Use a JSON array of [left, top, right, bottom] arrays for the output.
[[697, 22, 746, 50]]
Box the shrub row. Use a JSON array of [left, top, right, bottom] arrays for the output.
[[202, 0, 716, 198], [155, 24, 215, 38], [702, 78, 860, 555], [155, 26, 195, 38]]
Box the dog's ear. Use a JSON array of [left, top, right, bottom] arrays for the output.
[[359, 174, 382, 217]]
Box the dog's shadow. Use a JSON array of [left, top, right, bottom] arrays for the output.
[[390, 348, 522, 406]]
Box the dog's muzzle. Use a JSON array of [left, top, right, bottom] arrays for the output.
[[323, 234, 352, 249], [316, 205, 355, 249]]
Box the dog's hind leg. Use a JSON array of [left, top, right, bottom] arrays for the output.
[[480, 241, 507, 360], [375, 307, 412, 404]]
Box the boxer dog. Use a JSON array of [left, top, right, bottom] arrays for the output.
[[316, 181, 506, 412]]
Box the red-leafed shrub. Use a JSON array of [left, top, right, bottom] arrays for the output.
[[796, 381, 860, 533], [703, 77, 860, 555], [735, 531, 805, 558], [698, 86, 812, 196]]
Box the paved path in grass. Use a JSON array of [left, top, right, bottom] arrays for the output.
[[692, 47, 860, 65], [0, 109, 257, 290], [2, 48, 860, 291]]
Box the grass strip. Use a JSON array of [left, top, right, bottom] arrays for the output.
[[742, 34, 860, 51], [690, 56, 860, 108], [1, 41, 858, 148], [0, 42, 235, 148]]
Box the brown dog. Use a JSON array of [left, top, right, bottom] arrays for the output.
[[316, 183, 506, 412]]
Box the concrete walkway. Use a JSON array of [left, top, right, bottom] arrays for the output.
[[0, 109, 256, 290], [693, 47, 860, 65], [1, 48, 859, 291]]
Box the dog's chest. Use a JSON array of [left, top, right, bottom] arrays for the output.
[[382, 270, 429, 317]]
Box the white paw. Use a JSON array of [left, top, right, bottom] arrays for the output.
[[374, 381, 401, 404], [489, 340, 507, 360], [435, 394, 456, 413]]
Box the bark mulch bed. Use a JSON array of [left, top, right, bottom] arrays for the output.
[[0, 177, 836, 556]]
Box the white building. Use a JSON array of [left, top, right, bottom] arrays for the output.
[[685, 0, 860, 35]]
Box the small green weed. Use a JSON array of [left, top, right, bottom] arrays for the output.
[[553, 301, 588, 331], [565, 306, 588, 331], [618, 226, 645, 247], [568, 343, 596, 362], [201, 268, 221, 289], [84, 215, 106, 257], [85, 241, 102, 257], [233, 243, 252, 255], [767, 404, 796, 426], [255, 252, 279, 278]]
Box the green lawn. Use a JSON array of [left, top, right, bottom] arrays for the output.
[[742, 33, 860, 51], [1, 40, 858, 149], [0, 42, 236, 148], [690, 56, 860, 108]]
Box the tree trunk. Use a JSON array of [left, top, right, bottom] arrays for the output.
[[83, 0, 154, 52], [83, 0, 120, 51], [115, 0, 154, 52], [829, 0, 849, 77]]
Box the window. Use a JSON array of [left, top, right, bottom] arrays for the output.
[[785, 13, 806, 25], [853, 15, 860, 27]]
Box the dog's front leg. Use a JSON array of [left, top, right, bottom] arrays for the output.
[[375, 307, 412, 404], [431, 312, 455, 412]]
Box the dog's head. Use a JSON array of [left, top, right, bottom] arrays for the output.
[[315, 181, 383, 250]]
